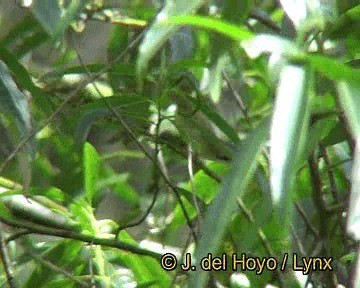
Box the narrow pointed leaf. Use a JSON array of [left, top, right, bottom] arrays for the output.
[[0, 61, 31, 137], [164, 15, 253, 42], [83, 142, 100, 204], [337, 82, 360, 239], [137, 0, 204, 80], [280, 0, 308, 27], [336, 82, 360, 136], [270, 65, 309, 216], [346, 143, 360, 239], [190, 117, 269, 287]]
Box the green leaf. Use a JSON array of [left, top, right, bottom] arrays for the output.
[[169, 162, 228, 230], [0, 47, 54, 115], [164, 15, 253, 42], [137, 0, 205, 82], [83, 142, 100, 204], [326, 4, 360, 39], [346, 144, 360, 240], [279, 0, 307, 28], [270, 65, 310, 219], [336, 82, 360, 136], [308, 55, 360, 85], [32, 0, 87, 39], [0, 61, 32, 138], [0, 15, 38, 47], [74, 95, 150, 144], [1, 195, 76, 230], [189, 117, 269, 287], [188, 96, 240, 144], [109, 232, 172, 287], [337, 82, 360, 239]]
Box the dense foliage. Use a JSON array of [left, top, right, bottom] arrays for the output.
[[0, 1, 359, 287]]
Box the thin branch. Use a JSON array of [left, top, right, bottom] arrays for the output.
[[146, 132, 223, 182], [222, 72, 250, 123], [71, 36, 197, 242], [294, 202, 319, 239], [188, 144, 202, 229], [0, 31, 145, 176], [320, 145, 350, 249], [237, 198, 286, 288], [28, 251, 90, 288], [0, 224, 16, 288], [290, 225, 307, 256], [308, 153, 329, 239], [88, 244, 96, 288], [0, 215, 161, 259], [116, 113, 163, 232], [249, 11, 281, 33], [5, 230, 31, 244], [320, 145, 340, 203]]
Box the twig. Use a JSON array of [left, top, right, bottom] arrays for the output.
[[116, 112, 163, 231], [294, 202, 319, 238], [0, 224, 16, 288], [71, 36, 197, 242], [0, 31, 145, 175], [28, 251, 90, 287], [0, 214, 161, 259], [88, 243, 96, 288], [222, 71, 250, 123], [308, 153, 329, 239], [320, 145, 340, 202], [188, 144, 202, 229], [249, 11, 281, 33], [5, 230, 31, 243], [320, 145, 350, 249], [308, 153, 338, 287], [237, 198, 286, 287], [290, 224, 307, 256]]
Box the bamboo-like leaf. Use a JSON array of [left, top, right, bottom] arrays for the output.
[[337, 82, 360, 239], [136, 0, 205, 81], [83, 142, 100, 204], [280, 0, 308, 28], [346, 143, 360, 239], [1, 195, 77, 230], [242, 34, 301, 59], [0, 61, 31, 138], [189, 117, 269, 287], [308, 55, 360, 85], [270, 65, 310, 217], [336, 82, 360, 136], [164, 15, 253, 42]]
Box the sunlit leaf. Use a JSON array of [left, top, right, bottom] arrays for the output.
[[337, 82, 360, 239], [83, 142, 100, 204], [270, 65, 310, 219], [164, 15, 253, 42], [336, 82, 360, 136], [279, 0, 308, 27], [242, 34, 301, 59], [308, 55, 360, 85]]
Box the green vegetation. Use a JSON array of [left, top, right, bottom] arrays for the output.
[[0, 1, 359, 287]]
